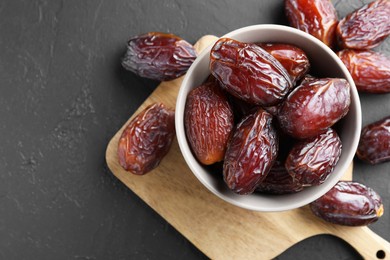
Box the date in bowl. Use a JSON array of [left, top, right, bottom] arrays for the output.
[[175, 24, 361, 212]]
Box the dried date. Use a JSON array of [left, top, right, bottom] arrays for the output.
[[357, 116, 390, 164], [210, 38, 293, 106], [223, 108, 278, 195], [337, 49, 390, 94], [185, 82, 234, 165], [285, 0, 338, 47], [258, 43, 310, 84], [117, 103, 175, 175], [336, 0, 390, 50], [256, 160, 303, 194], [310, 181, 384, 226], [121, 32, 197, 81], [285, 128, 342, 186], [278, 77, 351, 139]]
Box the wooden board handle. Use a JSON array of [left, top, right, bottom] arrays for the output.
[[329, 226, 390, 259]]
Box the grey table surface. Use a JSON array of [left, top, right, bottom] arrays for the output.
[[0, 0, 389, 259]]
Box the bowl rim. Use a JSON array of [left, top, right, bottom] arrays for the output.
[[175, 24, 362, 212]]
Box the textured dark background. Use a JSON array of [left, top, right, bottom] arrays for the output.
[[0, 0, 389, 259]]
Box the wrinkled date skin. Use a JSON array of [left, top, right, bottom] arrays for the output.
[[357, 116, 390, 164], [336, 0, 390, 50], [337, 49, 390, 94], [310, 181, 384, 226], [285, 0, 338, 47], [117, 103, 175, 175], [257, 43, 310, 84], [278, 77, 351, 139], [185, 82, 234, 165], [223, 109, 278, 195], [256, 160, 303, 194], [121, 32, 197, 81], [286, 128, 342, 186], [210, 38, 292, 106]]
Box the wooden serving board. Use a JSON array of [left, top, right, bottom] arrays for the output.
[[106, 36, 390, 259]]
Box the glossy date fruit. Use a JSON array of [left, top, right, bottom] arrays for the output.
[[117, 103, 175, 175], [310, 181, 384, 226], [357, 116, 390, 164], [121, 32, 197, 81], [223, 109, 278, 195], [336, 0, 390, 50], [185, 82, 234, 165], [210, 38, 293, 106], [258, 43, 310, 84], [337, 49, 390, 94], [256, 160, 303, 194], [278, 77, 351, 139], [285, 128, 342, 186], [285, 0, 338, 47]]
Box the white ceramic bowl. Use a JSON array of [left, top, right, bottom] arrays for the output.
[[175, 24, 361, 212]]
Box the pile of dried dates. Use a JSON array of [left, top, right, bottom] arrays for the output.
[[116, 0, 389, 226], [186, 37, 350, 196], [285, 0, 389, 225], [285, 0, 390, 94]]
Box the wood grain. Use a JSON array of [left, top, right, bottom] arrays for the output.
[[106, 35, 390, 259]]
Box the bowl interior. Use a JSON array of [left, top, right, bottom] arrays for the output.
[[175, 24, 361, 212]]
